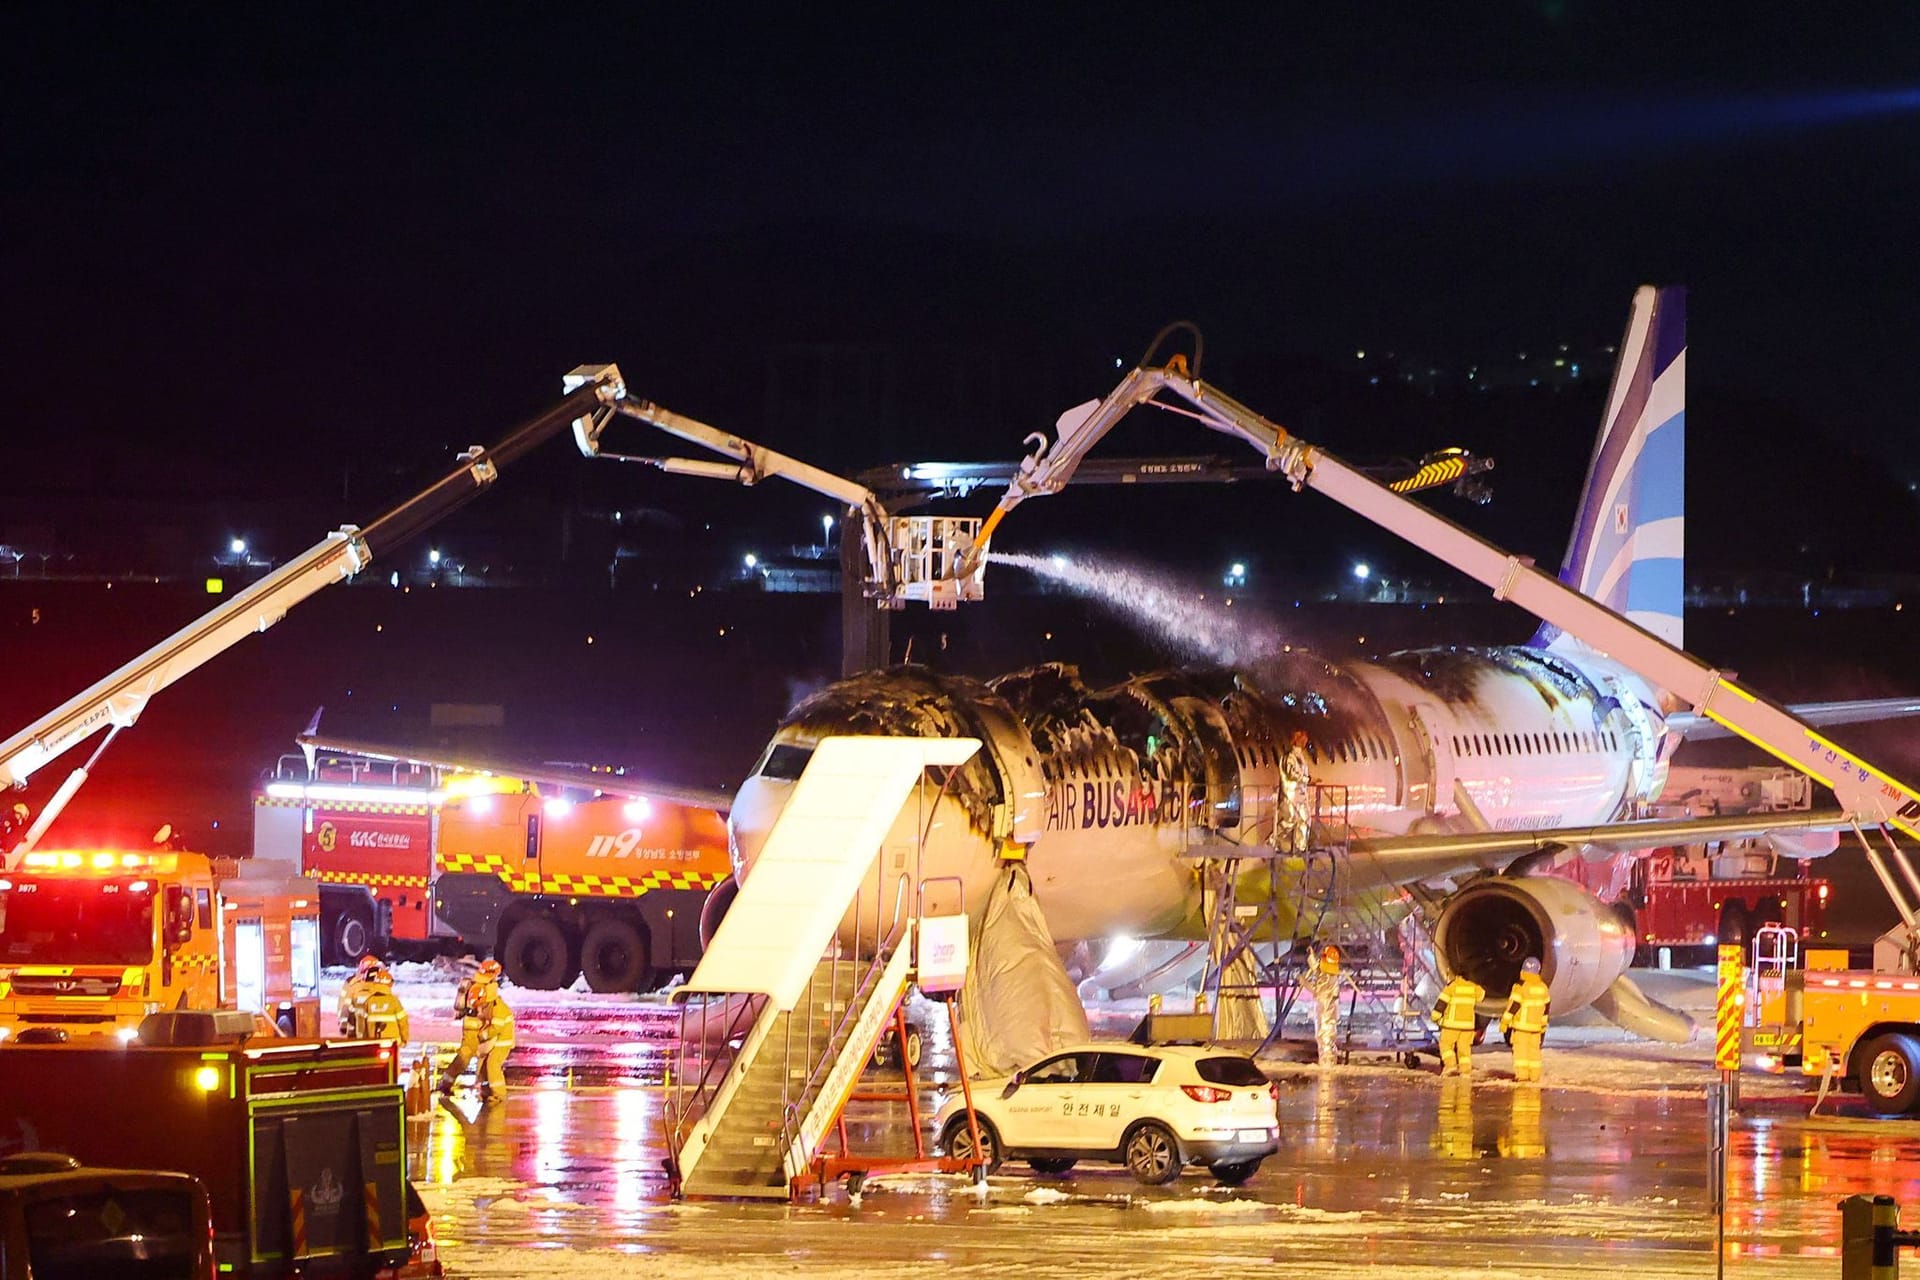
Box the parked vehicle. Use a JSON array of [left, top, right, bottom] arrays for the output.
[[933, 1043, 1279, 1186], [0, 1155, 216, 1280]]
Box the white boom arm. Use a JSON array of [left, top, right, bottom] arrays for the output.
[[966, 360, 1920, 845], [0, 366, 630, 855], [568, 373, 983, 608]]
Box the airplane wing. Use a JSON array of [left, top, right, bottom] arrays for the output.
[[1669, 697, 1920, 741], [295, 730, 735, 815], [1348, 806, 1851, 866]]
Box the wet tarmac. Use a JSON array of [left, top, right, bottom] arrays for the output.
[[407, 1048, 1920, 1278]]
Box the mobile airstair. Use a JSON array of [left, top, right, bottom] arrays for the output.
[[1194, 782, 1440, 1056], [665, 735, 982, 1199]]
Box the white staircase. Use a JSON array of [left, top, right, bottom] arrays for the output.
[[667, 735, 977, 1200]]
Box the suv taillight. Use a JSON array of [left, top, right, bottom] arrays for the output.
[[1181, 1085, 1230, 1103]]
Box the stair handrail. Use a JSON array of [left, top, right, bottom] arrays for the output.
[[777, 870, 915, 1172], [666, 988, 766, 1168]]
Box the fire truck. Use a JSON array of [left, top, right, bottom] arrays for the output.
[[1626, 766, 1834, 960], [0, 849, 321, 1043], [255, 747, 732, 992], [254, 755, 442, 965], [1, 1029, 437, 1276]]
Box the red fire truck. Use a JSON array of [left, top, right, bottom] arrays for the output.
[[1626, 767, 1834, 961], [255, 755, 442, 965]]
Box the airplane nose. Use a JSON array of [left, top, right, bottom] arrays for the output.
[[726, 775, 790, 885]]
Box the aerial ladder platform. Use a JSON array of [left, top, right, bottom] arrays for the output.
[[666, 736, 985, 1200]]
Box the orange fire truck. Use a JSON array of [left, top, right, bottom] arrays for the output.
[[0, 849, 321, 1043], [257, 747, 733, 992]]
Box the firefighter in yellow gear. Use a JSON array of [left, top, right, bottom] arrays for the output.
[[347, 963, 410, 1045], [337, 953, 385, 1036], [439, 959, 496, 1094], [1432, 973, 1486, 1078], [473, 971, 516, 1101], [1500, 956, 1551, 1083]]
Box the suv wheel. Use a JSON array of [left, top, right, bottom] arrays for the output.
[[940, 1117, 1002, 1175], [1123, 1121, 1182, 1186]]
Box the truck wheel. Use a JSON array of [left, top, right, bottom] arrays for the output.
[[581, 919, 654, 993], [1857, 1034, 1920, 1115], [501, 916, 578, 991], [332, 905, 374, 966]]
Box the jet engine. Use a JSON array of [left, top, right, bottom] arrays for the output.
[[1432, 875, 1635, 1015]]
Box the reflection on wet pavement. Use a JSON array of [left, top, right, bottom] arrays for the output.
[[409, 1059, 1920, 1276]]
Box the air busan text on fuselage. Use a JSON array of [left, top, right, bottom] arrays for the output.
[[727, 287, 1846, 1040]]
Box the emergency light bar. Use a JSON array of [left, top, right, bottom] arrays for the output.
[[263, 781, 442, 807], [19, 851, 180, 874]]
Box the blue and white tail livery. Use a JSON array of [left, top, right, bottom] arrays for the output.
[[1550, 285, 1687, 649]]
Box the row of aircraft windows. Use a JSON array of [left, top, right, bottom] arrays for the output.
[[1450, 729, 1618, 758], [1237, 735, 1392, 769]]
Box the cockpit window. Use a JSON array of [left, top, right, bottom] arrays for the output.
[[758, 743, 815, 781]]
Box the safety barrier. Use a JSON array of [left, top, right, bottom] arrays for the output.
[[1840, 1195, 1920, 1279]]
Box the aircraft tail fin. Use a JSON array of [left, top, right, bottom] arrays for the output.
[[1541, 285, 1687, 651]]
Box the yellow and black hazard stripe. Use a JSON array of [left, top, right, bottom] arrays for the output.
[[254, 795, 431, 815], [1388, 454, 1469, 494], [304, 868, 430, 889], [534, 869, 724, 898]]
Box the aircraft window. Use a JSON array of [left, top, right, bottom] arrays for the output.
[[759, 744, 814, 781]]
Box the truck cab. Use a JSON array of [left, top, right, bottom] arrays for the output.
[[0, 849, 221, 1042], [0, 851, 322, 1042]]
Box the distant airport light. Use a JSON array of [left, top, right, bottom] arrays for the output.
[[1353, 562, 1371, 581], [205, 578, 224, 595], [821, 515, 834, 537], [744, 553, 758, 569], [1050, 554, 1068, 569], [230, 538, 247, 555], [623, 798, 652, 823], [428, 548, 442, 565]]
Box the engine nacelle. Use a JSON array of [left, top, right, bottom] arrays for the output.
[[1432, 875, 1635, 1014]]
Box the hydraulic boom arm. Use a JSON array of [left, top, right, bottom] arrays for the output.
[[963, 359, 1920, 843], [0, 365, 630, 851], [568, 372, 984, 608]]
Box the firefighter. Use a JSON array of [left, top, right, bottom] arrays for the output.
[[337, 953, 385, 1036], [0, 802, 29, 854], [472, 962, 516, 1101], [439, 959, 492, 1095], [350, 963, 410, 1046], [1298, 943, 1354, 1065], [1276, 730, 1312, 855], [1432, 971, 1486, 1078], [1501, 956, 1552, 1083]]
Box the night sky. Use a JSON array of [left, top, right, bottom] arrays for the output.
[[4, 6, 1918, 505]]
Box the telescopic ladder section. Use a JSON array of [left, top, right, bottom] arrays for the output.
[[666, 735, 980, 1200]]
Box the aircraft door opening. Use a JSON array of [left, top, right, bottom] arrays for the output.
[[1411, 706, 1453, 816]]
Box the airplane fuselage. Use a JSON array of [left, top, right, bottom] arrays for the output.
[[729, 644, 1669, 944]]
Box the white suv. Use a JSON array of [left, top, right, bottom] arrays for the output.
[[933, 1043, 1279, 1185]]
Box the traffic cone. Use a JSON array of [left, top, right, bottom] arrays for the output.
[[406, 1064, 433, 1119]]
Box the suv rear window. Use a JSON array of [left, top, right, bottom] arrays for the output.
[[1195, 1056, 1268, 1087], [26, 1186, 202, 1278]]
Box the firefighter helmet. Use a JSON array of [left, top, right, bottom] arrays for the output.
[[476, 959, 504, 982], [1522, 956, 1542, 974], [355, 954, 384, 978], [365, 963, 393, 986], [1318, 944, 1341, 973]]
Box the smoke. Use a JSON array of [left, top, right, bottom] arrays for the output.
[[988, 550, 1288, 667]]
